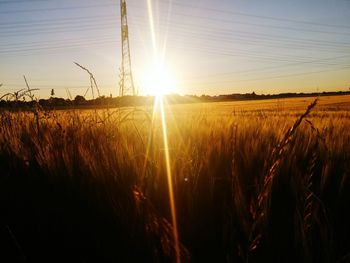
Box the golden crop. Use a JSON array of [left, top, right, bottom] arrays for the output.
[[0, 95, 349, 262]]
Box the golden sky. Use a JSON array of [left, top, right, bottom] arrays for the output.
[[0, 0, 349, 98]]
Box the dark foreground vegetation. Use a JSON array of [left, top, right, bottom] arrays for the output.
[[0, 96, 350, 262]]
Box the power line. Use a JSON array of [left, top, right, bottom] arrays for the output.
[[185, 55, 350, 80], [1, 7, 349, 47], [1, 32, 349, 72], [0, 15, 118, 28], [0, 3, 115, 14], [0, 36, 347, 69], [183, 66, 350, 87], [0, 0, 48, 4], [2, 66, 349, 92], [1, 22, 348, 77], [0, 1, 348, 61], [1, 16, 349, 54], [2, 0, 349, 31], [1, 0, 349, 95], [1, 28, 347, 56], [1, 10, 349, 38], [1, 8, 349, 56], [158, 0, 350, 30]]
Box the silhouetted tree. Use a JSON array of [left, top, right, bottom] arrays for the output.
[[74, 95, 86, 105]]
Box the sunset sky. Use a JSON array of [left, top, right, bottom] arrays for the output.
[[1, 0, 350, 99]]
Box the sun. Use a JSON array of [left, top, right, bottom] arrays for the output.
[[139, 60, 176, 96]]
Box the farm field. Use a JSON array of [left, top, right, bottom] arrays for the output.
[[0, 95, 350, 262]]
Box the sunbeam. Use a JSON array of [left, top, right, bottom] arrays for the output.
[[146, 0, 157, 57], [159, 96, 180, 262], [146, 1, 181, 262]]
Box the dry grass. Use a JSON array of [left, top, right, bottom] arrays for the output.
[[0, 95, 350, 262]]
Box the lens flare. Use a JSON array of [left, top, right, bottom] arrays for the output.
[[158, 96, 180, 262], [146, 1, 180, 262]]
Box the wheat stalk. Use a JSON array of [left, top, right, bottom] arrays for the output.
[[74, 62, 101, 99], [249, 98, 319, 252]]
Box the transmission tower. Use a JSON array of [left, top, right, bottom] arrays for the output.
[[119, 0, 135, 97]]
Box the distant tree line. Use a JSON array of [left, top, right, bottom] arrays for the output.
[[0, 91, 349, 109], [198, 91, 350, 102]]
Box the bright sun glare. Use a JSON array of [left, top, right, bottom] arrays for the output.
[[144, 0, 181, 261], [140, 60, 176, 96]]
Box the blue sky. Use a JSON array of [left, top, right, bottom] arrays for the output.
[[1, 0, 350, 98]]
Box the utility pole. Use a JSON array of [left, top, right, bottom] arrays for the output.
[[119, 0, 135, 97]]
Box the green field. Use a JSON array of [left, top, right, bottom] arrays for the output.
[[1, 95, 350, 262]]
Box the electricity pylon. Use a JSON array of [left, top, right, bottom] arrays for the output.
[[119, 0, 135, 97]]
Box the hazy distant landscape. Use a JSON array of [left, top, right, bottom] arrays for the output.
[[1, 90, 349, 109]]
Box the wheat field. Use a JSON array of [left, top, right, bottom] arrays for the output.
[[0, 95, 350, 262]]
